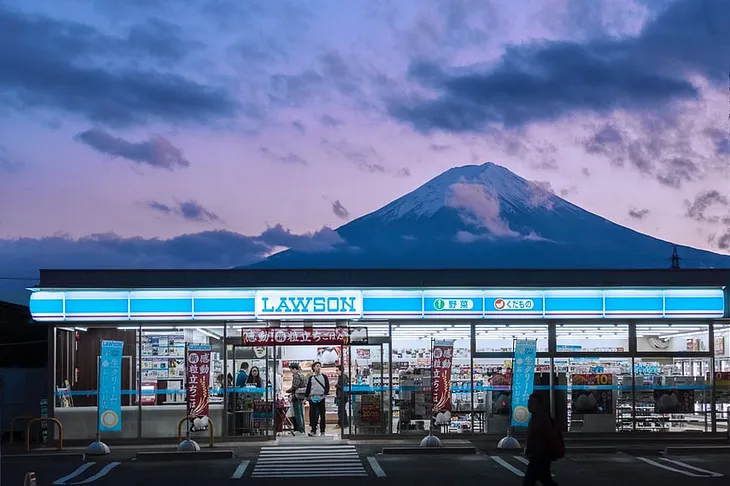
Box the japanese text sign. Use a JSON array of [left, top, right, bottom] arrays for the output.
[[99, 340, 124, 432], [432, 340, 455, 413], [241, 327, 351, 346], [186, 344, 212, 420], [510, 339, 537, 427]]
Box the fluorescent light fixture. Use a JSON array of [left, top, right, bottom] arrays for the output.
[[196, 328, 220, 339]]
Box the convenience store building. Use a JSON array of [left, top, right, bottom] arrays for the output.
[[28, 268, 730, 441]]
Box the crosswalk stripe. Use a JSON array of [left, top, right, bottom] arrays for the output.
[[490, 456, 525, 477], [253, 444, 369, 478]]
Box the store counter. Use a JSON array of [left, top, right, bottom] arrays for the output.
[[54, 404, 226, 440]]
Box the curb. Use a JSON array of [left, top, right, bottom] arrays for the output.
[[381, 446, 477, 455], [664, 446, 730, 455], [1, 452, 87, 461], [135, 450, 235, 461]]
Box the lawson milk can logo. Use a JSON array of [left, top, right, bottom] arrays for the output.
[[256, 291, 362, 316], [494, 298, 534, 311], [433, 298, 474, 311]]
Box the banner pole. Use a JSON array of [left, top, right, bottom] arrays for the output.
[[96, 354, 102, 443], [185, 342, 191, 443]]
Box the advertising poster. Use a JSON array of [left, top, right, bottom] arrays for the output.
[[360, 394, 382, 424], [186, 344, 212, 430], [571, 373, 614, 414], [654, 389, 695, 414], [99, 340, 124, 432], [432, 340, 455, 413], [510, 339, 537, 427]]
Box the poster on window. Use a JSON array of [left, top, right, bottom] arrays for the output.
[[510, 340, 537, 427], [654, 389, 695, 414], [186, 344, 212, 431], [571, 373, 614, 414], [431, 340, 454, 416]]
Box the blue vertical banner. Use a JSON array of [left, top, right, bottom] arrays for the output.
[[99, 340, 124, 432], [510, 339, 537, 427]]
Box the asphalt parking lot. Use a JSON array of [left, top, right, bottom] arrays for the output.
[[2, 448, 728, 485]]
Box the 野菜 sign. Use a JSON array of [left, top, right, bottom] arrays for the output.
[[255, 291, 362, 319], [186, 344, 212, 430], [242, 327, 351, 346]]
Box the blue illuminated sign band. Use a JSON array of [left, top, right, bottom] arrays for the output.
[[29, 287, 725, 322]]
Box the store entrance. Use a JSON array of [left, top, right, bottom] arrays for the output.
[[227, 344, 279, 438], [345, 338, 390, 437]]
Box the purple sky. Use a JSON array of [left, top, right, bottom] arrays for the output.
[[1, 0, 729, 303]]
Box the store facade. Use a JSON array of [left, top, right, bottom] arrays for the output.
[[28, 269, 730, 441]]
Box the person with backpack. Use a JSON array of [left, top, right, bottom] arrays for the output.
[[286, 363, 307, 434], [305, 361, 330, 436], [523, 393, 564, 486]]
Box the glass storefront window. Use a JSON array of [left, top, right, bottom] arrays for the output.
[[636, 323, 710, 352], [631, 357, 712, 432], [556, 323, 629, 353], [474, 324, 548, 353]]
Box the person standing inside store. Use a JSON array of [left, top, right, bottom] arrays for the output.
[[523, 393, 562, 486], [234, 363, 249, 410], [335, 365, 350, 428], [247, 366, 264, 389], [286, 363, 307, 434], [305, 361, 330, 436]]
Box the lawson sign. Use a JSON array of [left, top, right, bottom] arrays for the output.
[[255, 291, 363, 319]]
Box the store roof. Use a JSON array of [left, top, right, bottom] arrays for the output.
[[36, 268, 730, 289]]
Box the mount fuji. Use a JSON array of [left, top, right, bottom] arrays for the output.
[[249, 162, 730, 269]]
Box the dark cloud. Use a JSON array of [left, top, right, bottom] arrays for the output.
[[685, 190, 728, 222], [258, 224, 345, 253], [387, 0, 729, 133], [331, 200, 350, 219], [292, 120, 306, 134], [718, 229, 730, 250], [0, 225, 348, 303], [0, 5, 237, 127], [398, 167, 412, 177], [705, 128, 730, 155], [628, 207, 650, 220], [0, 145, 22, 173], [75, 129, 190, 170], [320, 115, 343, 127], [321, 139, 388, 174], [259, 147, 307, 165], [582, 118, 706, 189], [430, 144, 452, 152], [147, 200, 220, 223]]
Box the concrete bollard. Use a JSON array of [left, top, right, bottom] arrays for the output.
[[24, 472, 38, 486]]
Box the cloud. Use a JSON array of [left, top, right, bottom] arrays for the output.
[[526, 181, 555, 210], [259, 147, 307, 165], [321, 139, 389, 174], [258, 224, 345, 253], [685, 190, 728, 222], [628, 207, 650, 219], [0, 225, 348, 303], [331, 200, 350, 219], [0, 5, 237, 127], [387, 0, 728, 133], [718, 229, 730, 250], [0, 145, 23, 173], [146, 200, 220, 223], [446, 183, 519, 238], [75, 129, 191, 170], [292, 120, 306, 134], [320, 115, 343, 127]]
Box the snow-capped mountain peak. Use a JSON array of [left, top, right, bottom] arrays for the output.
[[365, 161, 566, 223]]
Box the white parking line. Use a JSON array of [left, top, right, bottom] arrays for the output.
[[231, 460, 250, 480], [637, 457, 710, 478], [52, 463, 96, 485], [658, 458, 723, 478], [512, 456, 555, 477], [490, 456, 525, 477], [367, 456, 387, 477], [69, 462, 121, 484]]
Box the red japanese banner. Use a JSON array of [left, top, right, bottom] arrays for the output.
[[242, 327, 350, 346], [432, 340, 454, 413], [186, 344, 212, 421]]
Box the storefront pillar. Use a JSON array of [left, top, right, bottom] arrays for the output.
[[222, 323, 227, 438], [136, 325, 142, 440], [46, 325, 56, 425]]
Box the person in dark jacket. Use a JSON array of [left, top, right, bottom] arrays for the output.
[[305, 361, 330, 436], [286, 363, 307, 433], [335, 365, 350, 428], [523, 393, 559, 486]]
